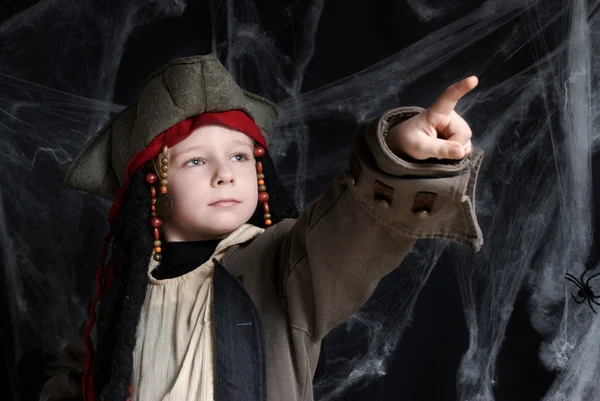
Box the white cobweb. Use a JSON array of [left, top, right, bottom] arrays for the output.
[[1, 0, 599, 400]]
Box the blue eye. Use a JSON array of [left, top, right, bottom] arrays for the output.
[[232, 153, 250, 162], [185, 158, 204, 167]]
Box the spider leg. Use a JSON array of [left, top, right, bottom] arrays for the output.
[[584, 271, 600, 287], [588, 299, 598, 314], [580, 269, 589, 284], [571, 293, 585, 304], [591, 299, 600, 307], [565, 275, 584, 290], [565, 273, 583, 285], [565, 273, 579, 281]]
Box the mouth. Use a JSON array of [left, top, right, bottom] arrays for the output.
[[209, 199, 241, 207]]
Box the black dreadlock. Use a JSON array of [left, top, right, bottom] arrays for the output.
[[94, 167, 153, 400]]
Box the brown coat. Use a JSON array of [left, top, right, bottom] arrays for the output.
[[40, 105, 484, 401]]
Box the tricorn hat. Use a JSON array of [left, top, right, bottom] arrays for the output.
[[65, 53, 278, 200]]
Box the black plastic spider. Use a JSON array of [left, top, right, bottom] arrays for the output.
[[565, 268, 600, 313]]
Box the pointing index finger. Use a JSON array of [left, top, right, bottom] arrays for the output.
[[429, 76, 478, 116]]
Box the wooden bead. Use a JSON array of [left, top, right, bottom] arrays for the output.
[[160, 186, 168, 194], [151, 198, 157, 205], [151, 205, 156, 211], [161, 157, 169, 165], [151, 212, 157, 217], [256, 161, 263, 173], [153, 253, 162, 261], [258, 185, 267, 192], [258, 192, 269, 202], [151, 217, 162, 228], [153, 228, 160, 240], [265, 219, 272, 226], [155, 247, 162, 253], [258, 180, 265, 185], [160, 172, 168, 179], [264, 213, 271, 219], [154, 240, 161, 247], [150, 186, 157, 198], [263, 202, 270, 213], [160, 179, 168, 186], [145, 173, 157, 185], [253, 146, 265, 158], [257, 173, 265, 180], [161, 164, 169, 172]]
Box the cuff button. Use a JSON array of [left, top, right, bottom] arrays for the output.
[[375, 198, 391, 208], [414, 209, 431, 218]]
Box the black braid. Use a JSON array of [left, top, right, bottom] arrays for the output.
[[94, 167, 153, 400]]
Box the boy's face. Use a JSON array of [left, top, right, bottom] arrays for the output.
[[161, 124, 259, 242]]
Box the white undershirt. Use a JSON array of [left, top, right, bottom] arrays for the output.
[[130, 224, 264, 401]]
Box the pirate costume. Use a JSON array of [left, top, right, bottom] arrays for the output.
[[40, 54, 484, 401]]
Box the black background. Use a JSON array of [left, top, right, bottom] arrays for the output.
[[1, 1, 598, 400]]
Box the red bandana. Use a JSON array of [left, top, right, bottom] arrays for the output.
[[125, 110, 268, 182]]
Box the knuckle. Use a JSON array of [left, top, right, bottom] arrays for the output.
[[438, 144, 447, 158]]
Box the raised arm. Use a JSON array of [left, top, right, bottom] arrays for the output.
[[276, 78, 484, 341]]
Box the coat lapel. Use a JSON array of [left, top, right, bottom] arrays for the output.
[[213, 259, 267, 401]]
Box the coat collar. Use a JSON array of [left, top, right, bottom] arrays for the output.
[[147, 223, 265, 276]]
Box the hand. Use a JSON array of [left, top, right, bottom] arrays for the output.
[[386, 76, 478, 160]]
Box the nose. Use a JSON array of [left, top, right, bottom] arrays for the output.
[[211, 162, 235, 187]]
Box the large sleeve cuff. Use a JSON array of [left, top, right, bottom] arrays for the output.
[[349, 107, 485, 251]]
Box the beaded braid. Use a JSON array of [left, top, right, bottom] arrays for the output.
[[145, 145, 172, 262], [253, 145, 272, 227]]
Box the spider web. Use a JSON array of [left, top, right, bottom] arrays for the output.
[[1, 0, 599, 400]]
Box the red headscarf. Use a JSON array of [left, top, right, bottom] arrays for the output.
[[82, 110, 267, 401], [126, 110, 268, 182]]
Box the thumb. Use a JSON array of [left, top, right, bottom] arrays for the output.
[[422, 136, 465, 160]]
